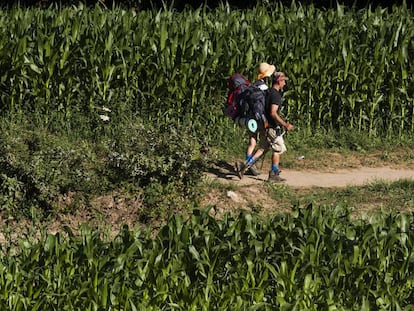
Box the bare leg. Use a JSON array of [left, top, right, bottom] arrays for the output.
[[246, 134, 257, 156], [252, 148, 265, 160], [272, 152, 280, 167]]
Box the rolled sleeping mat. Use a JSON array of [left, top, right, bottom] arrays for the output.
[[247, 119, 258, 132], [234, 117, 258, 133]]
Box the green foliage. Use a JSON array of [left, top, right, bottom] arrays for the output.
[[1, 3, 413, 145], [265, 179, 414, 212], [107, 121, 206, 185], [1, 207, 414, 309], [0, 124, 106, 217], [288, 127, 414, 156], [0, 5, 414, 307], [0, 119, 208, 219]]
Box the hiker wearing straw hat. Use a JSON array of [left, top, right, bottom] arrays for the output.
[[237, 70, 294, 182], [240, 62, 275, 176]]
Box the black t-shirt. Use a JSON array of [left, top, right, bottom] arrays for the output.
[[266, 88, 284, 128]]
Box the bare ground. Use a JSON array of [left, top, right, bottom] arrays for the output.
[[1, 150, 414, 243], [205, 165, 414, 188], [200, 150, 414, 217]]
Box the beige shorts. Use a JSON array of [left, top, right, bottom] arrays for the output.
[[259, 128, 287, 154]]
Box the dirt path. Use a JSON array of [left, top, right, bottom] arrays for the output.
[[2, 160, 414, 245], [206, 166, 414, 188]]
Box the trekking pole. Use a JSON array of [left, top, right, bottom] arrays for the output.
[[259, 147, 270, 169]]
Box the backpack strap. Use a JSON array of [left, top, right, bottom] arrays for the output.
[[253, 79, 268, 91]]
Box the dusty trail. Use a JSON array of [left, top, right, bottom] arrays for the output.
[[206, 166, 414, 188]]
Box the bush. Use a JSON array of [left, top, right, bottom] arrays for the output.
[[0, 124, 107, 218], [106, 121, 207, 215]]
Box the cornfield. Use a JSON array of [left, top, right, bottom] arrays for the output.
[[1, 206, 414, 309], [1, 3, 414, 310], [0, 3, 413, 140]]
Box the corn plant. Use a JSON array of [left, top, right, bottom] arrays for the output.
[[1, 3, 413, 142], [1, 206, 414, 309]]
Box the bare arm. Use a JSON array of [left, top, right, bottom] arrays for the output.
[[270, 104, 294, 131]]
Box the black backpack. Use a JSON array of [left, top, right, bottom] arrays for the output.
[[237, 80, 269, 130]]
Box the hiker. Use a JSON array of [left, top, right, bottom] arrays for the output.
[[243, 62, 275, 175], [238, 71, 294, 182]]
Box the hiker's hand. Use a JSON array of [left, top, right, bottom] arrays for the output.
[[285, 123, 294, 131]]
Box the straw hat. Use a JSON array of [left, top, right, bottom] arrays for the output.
[[257, 62, 276, 80]]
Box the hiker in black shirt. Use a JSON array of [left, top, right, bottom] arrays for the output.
[[261, 71, 294, 181], [237, 71, 294, 182]]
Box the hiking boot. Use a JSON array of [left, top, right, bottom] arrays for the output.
[[248, 164, 261, 176], [268, 170, 286, 182], [235, 162, 250, 179]]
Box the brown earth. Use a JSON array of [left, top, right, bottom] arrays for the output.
[[205, 148, 414, 188], [1, 150, 414, 243], [200, 150, 414, 217], [205, 165, 414, 188]]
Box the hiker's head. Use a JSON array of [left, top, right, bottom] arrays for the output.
[[273, 71, 289, 88], [257, 62, 276, 80]]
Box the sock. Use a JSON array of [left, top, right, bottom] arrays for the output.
[[247, 154, 257, 165], [246, 154, 253, 163], [272, 164, 279, 172]]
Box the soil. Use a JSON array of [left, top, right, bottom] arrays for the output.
[[1, 151, 414, 244], [206, 165, 414, 188], [201, 151, 414, 218]]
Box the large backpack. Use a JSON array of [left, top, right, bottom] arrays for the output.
[[225, 73, 269, 132], [238, 80, 269, 129], [224, 73, 250, 120]]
